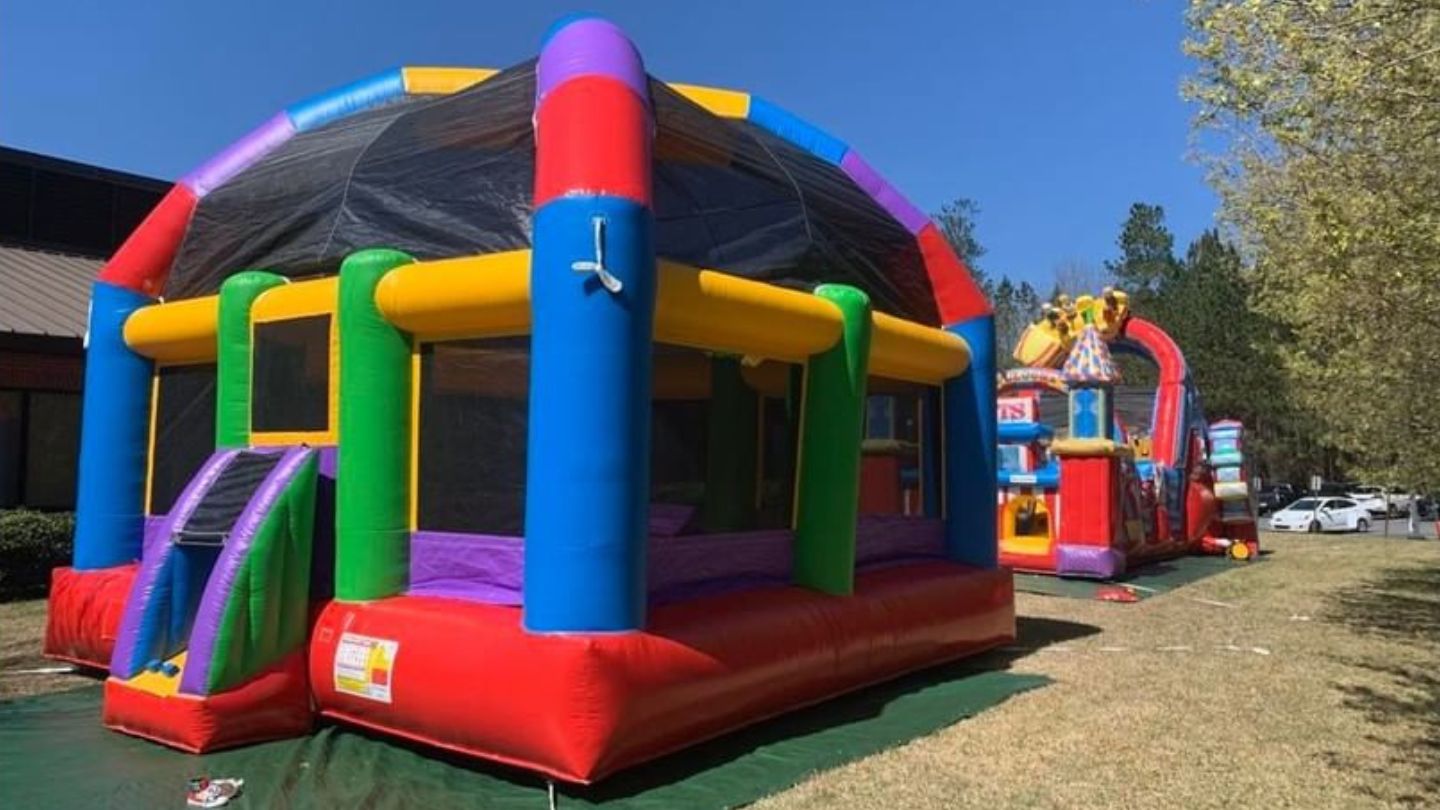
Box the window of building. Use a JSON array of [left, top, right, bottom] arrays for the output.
[[0, 391, 22, 507], [0, 388, 82, 510]]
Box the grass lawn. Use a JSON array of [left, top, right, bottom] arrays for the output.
[[0, 598, 90, 700], [3, 532, 1436, 808]]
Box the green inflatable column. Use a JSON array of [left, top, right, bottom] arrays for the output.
[[216, 271, 287, 448], [336, 249, 416, 602], [792, 284, 872, 595], [699, 356, 759, 532]]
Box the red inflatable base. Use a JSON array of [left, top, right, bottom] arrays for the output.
[[310, 561, 1014, 783], [998, 549, 1058, 575], [44, 565, 138, 670], [102, 652, 313, 753]]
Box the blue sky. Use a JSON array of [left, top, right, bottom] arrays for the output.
[[1, 1, 1215, 289]]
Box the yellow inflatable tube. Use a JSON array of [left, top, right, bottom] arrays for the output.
[[870, 311, 969, 383], [653, 261, 840, 362], [375, 251, 531, 340], [123, 296, 219, 364]]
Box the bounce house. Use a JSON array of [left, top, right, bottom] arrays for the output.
[[995, 290, 1257, 579], [42, 18, 1015, 783]]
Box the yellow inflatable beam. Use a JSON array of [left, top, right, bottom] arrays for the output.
[[251, 276, 337, 321], [654, 261, 840, 361], [376, 253, 968, 382], [374, 252, 841, 360], [375, 251, 531, 340], [402, 67, 498, 95], [124, 296, 219, 364], [870, 311, 969, 383], [1050, 438, 1134, 458]]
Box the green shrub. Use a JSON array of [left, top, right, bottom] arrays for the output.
[[0, 510, 74, 601]]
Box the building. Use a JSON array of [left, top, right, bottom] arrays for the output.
[[0, 146, 166, 509]]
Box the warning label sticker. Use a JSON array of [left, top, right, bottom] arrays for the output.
[[334, 633, 398, 703]]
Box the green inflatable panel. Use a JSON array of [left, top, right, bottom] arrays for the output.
[[335, 249, 415, 602], [792, 285, 872, 595], [216, 271, 287, 448]]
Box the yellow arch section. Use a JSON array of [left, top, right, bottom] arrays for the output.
[[400, 65, 751, 120]]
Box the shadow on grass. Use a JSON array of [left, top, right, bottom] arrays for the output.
[[1322, 556, 1440, 805]]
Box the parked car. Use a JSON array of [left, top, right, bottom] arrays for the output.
[[1345, 486, 1389, 516], [1346, 485, 1414, 517], [1268, 497, 1372, 533], [1257, 484, 1299, 515]]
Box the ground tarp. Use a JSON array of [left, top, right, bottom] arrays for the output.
[[1014, 554, 1249, 601], [0, 664, 1046, 809]]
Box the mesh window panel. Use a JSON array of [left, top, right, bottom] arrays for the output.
[[252, 316, 330, 433], [23, 392, 81, 509], [0, 391, 21, 507], [862, 379, 934, 516], [416, 337, 529, 535], [651, 345, 709, 510], [150, 365, 217, 515], [758, 380, 801, 529], [651, 399, 708, 507]]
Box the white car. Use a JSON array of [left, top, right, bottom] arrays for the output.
[[1268, 497, 1372, 533], [1347, 485, 1413, 517]]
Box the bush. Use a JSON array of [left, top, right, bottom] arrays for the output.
[[0, 510, 74, 601]]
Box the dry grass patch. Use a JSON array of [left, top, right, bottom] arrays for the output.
[[758, 533, 1440, 810], [0, 599, 94, 700]]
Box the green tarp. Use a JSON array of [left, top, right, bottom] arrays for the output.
[[0, 664, 1046, 809], [1014, 553, 1249, 601]]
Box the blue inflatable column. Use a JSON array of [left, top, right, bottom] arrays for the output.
[[523, 17, 656, 632], [942, 314, 998, 568], [72, 281, 155, 570]]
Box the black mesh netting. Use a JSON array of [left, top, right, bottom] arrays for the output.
[[416, 337, 530, 535], [165, 61, 939, 324], [252, 315, 331, 433], [150, 364, 217, 515], [177, 451, 283, 544], [414, 340, 799, 535]]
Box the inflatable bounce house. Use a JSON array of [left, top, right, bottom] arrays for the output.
[[995, 289, 1257, 578], [42, 17, 1014, 783]]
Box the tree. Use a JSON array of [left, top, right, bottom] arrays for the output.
[[929, 196, 1040, 364], [989, 278, 1044, 369], [1104, 203, 1181, 299], [933, 197, 989, 289], [1185, 0, 1440, 489], [1050, 258, 1111, 298]]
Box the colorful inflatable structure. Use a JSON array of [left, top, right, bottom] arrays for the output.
[[43, 18, 1014, 783], [995, 290, 1257, 578]]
